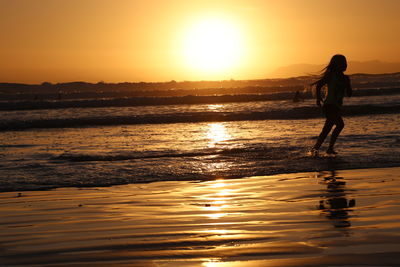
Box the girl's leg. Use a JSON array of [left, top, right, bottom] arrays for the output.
[[313, 119, 334, 150], [328, 116, 344, 150]]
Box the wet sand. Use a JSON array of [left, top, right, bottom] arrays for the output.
[[1, 167, 400, 266]]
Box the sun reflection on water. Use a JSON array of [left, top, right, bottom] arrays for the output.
[[203, 196, 229, 219], [198, 179, 236, 220], [207, 104, 224, 111], [207, 122, 231, 147], [211, 180, 227, 188]]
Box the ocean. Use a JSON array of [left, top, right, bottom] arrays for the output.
[[0, 78, 399, 192]]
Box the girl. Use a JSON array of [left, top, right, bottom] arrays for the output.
[[311, 54, 352, 155]]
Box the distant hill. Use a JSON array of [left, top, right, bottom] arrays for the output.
[[270, 60, 400, 78], [1, 72, 399, 102]]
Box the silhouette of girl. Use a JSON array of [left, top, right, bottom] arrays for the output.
[[311, 54, 352, 155]]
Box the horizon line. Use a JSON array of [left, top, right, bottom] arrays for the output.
[[1, 71, 400, 86]]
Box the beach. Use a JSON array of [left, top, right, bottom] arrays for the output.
[[2, 0, 400, 265], [1, 75, 399, 266], [1, 167, 399, 266]]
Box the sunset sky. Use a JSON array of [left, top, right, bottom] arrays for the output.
[[1, 0, 399, 83]]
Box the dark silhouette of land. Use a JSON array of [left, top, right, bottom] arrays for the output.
[[1, 72, 399, 103]]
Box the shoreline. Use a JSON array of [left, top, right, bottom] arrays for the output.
[[1, 167, 400, 266], [2, 163, 400, 193]]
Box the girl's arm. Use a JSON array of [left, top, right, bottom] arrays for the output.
[[315, 79, 326, 106], [345, 75, 352, 97]]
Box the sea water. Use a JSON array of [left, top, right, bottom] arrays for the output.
[[0, 92, 399, 191]]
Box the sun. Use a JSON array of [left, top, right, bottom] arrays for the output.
[[182, 17, 244, 77]]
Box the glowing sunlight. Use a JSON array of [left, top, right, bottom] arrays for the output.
[[182, 17, 245, 76], [202, 182, 231, 220], [206, 123, 231, 147]]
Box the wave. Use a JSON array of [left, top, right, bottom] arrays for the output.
[[3, 143, 400, 192], [0, 93, 298, 111], [53, 145, 292, 163], [0, 144, 38, 148], [0, 87, 399, 111], [0, 104, 399, 131]]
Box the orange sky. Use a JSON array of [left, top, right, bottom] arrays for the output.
[[1, 0, 400, 83]]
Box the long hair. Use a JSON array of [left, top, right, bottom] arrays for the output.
[[312, 54, 347, 86]]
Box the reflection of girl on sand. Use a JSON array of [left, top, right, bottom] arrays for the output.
[[318, 170, 356, 228]]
